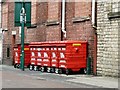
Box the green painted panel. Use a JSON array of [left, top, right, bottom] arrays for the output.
[[14, 2, 22, 26], [24, 2, 31, 27], [14, 2, 31, 27]]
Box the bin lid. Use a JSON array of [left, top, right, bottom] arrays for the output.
[[30, 40, 87, 45]]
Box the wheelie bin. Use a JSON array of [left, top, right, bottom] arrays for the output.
[[13, 44, 30, 68]]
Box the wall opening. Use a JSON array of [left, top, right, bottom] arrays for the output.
[[7, 47, 10, 58]]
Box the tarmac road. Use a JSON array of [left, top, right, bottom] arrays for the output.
[[1, 65, 111, 88], [0, 65, 118, 90]]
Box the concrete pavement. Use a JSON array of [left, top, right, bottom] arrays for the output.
[[1, 65, 99, 88], [1, 65, 119, 89], [65, 75, 119, 88]]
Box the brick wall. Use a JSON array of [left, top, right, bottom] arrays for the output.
[[2, 2, 13, 65], [97, 1, 120, 77], [2, 1, 120, 77], [75, 2, 91, 17], [66, 2, 96, 74], [2, 2, 8, 29], [46, 2, 61, 41], [26, 2, 47, 42], [48, 2, 59, 20], [2, 1, 96, 75], [31, 2, 37, 25]]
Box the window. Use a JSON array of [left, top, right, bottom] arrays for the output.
[[112, 2, 120, 12], [7, 47, 10, 58], [108, 1, 120, 19], [19, 27, 21, 37]]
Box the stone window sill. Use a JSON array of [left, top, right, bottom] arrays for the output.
[[27, 24, 37, 29], [72, 16, 90, 23], [45, 20, 59, 26], [108, 12, 120, 19]]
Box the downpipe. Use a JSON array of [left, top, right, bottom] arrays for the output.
[[62, 0, 66, 39], [92, 0, 95, 27]]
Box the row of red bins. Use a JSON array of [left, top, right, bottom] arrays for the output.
[[14, 41, 87, 74]]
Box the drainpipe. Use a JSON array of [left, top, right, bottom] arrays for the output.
[[62, 0, 66, 39], [92, 0, 95, 27], [92, 0, 97, 75]]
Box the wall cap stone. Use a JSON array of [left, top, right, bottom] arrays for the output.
[[72, 16, 90, 23], [45, 20, 59, 26]]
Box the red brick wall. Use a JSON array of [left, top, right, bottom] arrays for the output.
[[2, 2, 16, 65], [35, 2, 48, 42], [66, 2, 75, 40], [48, 2, 59, 20], [75, 2, 91, 17], [46, 2, 61, 41], [2, 2, 8, 29], [66, 2, 96, 74], [26, 2, 48, 42], [46, 26, 61, 41], [2, 2, 96, 74], [31, 2, 37, 25]]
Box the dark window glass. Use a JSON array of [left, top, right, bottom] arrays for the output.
[[7, 47, 10, 57]]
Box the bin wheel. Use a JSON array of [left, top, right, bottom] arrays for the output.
[[34, 66, 38, 71], [41, 67, 44, 72], [51, 68, 54, 73], [55, 68, 59, 74], [37, 66, 41, 71], [17, 64, 20, 68], [27, 64, 31, 68], [58, 69, 62, 74], [29, 65, 33, 71], [66, 69, 69, 75], [84, 68, 87, 74], [14, 64, 17, 68], [16, 64, 18, 68], [47, 67, 51, 73]]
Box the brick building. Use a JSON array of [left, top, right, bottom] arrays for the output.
[[97, 0, 120, 77], [1, 1, 97, 75]]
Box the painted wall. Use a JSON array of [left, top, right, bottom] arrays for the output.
[[97, 1, 120, 77]]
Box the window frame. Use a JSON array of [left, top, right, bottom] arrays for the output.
[[108, 1, 120, 19], [7, 47, 10, 58]]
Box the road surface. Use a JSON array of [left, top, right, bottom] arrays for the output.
[[1, 65, 101, 88]]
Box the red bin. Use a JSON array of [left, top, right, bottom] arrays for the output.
[[29, 46, 44, 71], [13, 44, 30, 68], [13, 47, 20, 68], [58, 41, 87, 74], [29, 41, 87, 74]]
